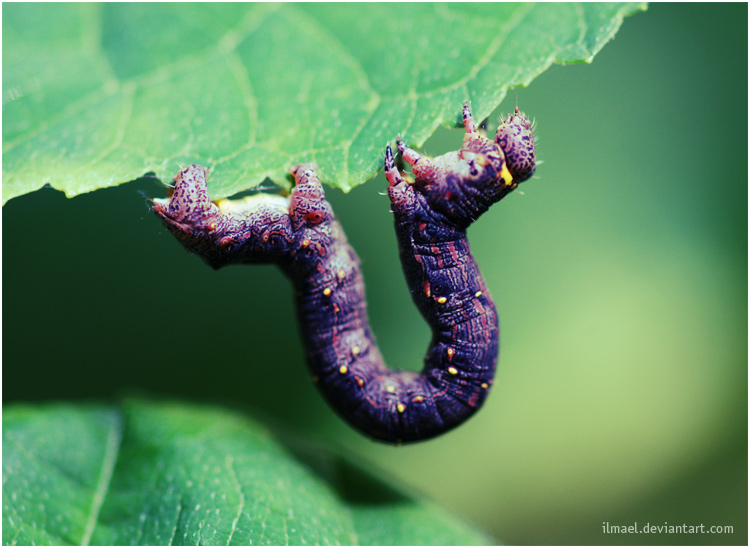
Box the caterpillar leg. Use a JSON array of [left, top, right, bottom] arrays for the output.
[[396, 136, 444, 191], [151, 164, 220, 229], [459, 103, 506, 172], [384, 143, 404, 187], [396, 136, 429, 168], [288, 163, 333, 231], [384, 143, 418, 216], [462, 101, 478, 134]]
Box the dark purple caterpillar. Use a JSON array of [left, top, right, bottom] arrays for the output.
[[152, 103, 536, 443]]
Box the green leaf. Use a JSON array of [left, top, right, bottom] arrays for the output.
[[2, 3, 645, 204], [3, 400, 493, 546]]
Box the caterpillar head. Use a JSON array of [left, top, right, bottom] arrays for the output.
[[388, 103, 538, 230], [495, 107, 536, 183]]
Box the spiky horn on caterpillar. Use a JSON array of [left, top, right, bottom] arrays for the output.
[[152, 103, 536, 443]]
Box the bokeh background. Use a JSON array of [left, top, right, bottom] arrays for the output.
[[4, 3, 747, 545]]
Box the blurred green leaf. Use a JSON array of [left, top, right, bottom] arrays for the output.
[[2, 2, 645, 204], [2, 400, 492, 546]]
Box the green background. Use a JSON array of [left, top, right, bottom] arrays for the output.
[[4, 3, 747, 545]]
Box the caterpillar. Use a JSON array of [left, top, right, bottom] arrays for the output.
[[152, 103, 536, 443]]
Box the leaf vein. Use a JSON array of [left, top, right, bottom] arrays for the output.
[[83, 83, 137, 178], [2, 85, 117, 154], [225, 455, 245, 546], [80, 410, 124, 546], [285, 5, 379, 100], [227, 52, 259, 146], [385, 3, 535, 105]]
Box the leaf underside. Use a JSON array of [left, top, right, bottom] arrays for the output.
[[2, 400, 492, 546], [2, 3, 645, 204]]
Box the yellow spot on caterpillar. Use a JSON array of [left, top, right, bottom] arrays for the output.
[[339, 365, 348, 375], [412, 395, 424, 403], [475, 291, 483, 298], [448, 367, 459, 375], [424, 282, 431, 297], [500, 164, 513, 186], [338, 269, 346, 280], [333, 303, 340, 313], [352, 346, 360, 356], [481, 383, 489, 389], [437, 296, 448, 304], [397, 403, 406, 413], [447, 348, 455, 360], [386, 385, 396, 393], [208, 222, 218, 231], [301, 239, 311, 247], [323, 288, 332, 297], [355, 376, 364, 387], [475, 153, 489, 167]]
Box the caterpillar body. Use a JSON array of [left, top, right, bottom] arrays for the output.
[[152, 103, 536, 443]]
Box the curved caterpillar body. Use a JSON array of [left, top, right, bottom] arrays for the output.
[[152, 103, 536, 443]]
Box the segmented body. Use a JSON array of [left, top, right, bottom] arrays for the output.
[[153, 103, 536, 443]]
